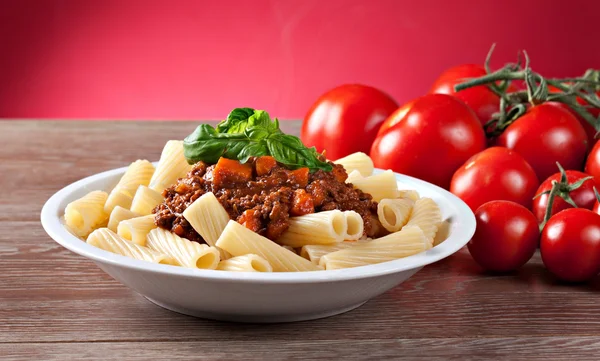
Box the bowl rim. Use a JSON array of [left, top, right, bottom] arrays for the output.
[[41, 164, 475, 284]]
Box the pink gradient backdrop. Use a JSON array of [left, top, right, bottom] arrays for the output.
[[1, 0, 598, 120]]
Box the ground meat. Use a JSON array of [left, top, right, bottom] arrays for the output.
[[154, 156, 382, 244]]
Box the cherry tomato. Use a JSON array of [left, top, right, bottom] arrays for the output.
[[549, 86, 599, 147], [593, 200, 600, 215], [450, 147, 539, 211], [532, 170, 596, 223], [496, 102, 588, 181], [430, 64, 515, 126], [585, 141, 600, 185], [370, 94, 485, 189], [540, 208, 600, 282], [468, 200, 539, 272], [301, 84, 398, 160]]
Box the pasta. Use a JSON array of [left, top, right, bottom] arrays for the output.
[[433, 220, 451, 246], [403, 197, 442, 243], [216, 220, 321, 272], [64, 191, 109, 238], [146, 228, 220, 269], [107, 206, 139, 233], [63, 132, 445, 273], [398, 189, 420, 202], [104, 160, 155, 213], [149, 140, 192, 192], [87, 228, 176, 265], [334, 152, 374, 177], [130, 185, 164, 216], [343, 211, 364, 241], [216, 254, 273, 272], [377, 198, 414, 232], [300, 242, 359, 265], [117, 214, 157, 246], [319, 226, 431, 270], [348, 170, 399, 202], [277, 210, 347, 247], [182, 192, 231, 258]]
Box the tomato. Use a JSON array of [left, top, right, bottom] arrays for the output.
[[540, 208, 600, 282], [468, 201, 539, 272], [532, 170, 596, 223], [594, 200, 600, 215], [450, 147, 539, 211], [376, 99, 415, 137], [585, 141, 600, 185], [430, 64, 515, 126], [370, 94, 485, 189], [549, 86, 599, 146], [301, 84, 398, 160], [496, 102, 588, 181]]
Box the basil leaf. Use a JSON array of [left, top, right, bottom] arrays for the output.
[[266, 133, 332, 171], [183, 108, 332, 172], [216, 107, 255, 133]]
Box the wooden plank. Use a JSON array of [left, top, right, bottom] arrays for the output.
[[3, 338, 600, 361]]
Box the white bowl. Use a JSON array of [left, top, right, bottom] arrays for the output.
[[41, 166, 475, 323]]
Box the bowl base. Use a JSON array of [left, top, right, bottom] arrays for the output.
[[145, 297, 368, 323]]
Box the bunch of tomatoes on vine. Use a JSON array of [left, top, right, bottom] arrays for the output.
[[300, 46, 600, 283]]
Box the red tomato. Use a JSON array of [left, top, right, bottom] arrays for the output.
[[450, 147, 539, 211], [468, 201, 539, 272], [549, 86, 599, 146], [540, 208, 600, 282], [532, 170, 596, 223], [376, 99, 415, 137], [585, 141, 600, 185], [301, 84, 398, 160], [430, 64, 515, 126], [370, 94, 485, 189], [496, 102, 588, 181], [594, 200, 600, 215]]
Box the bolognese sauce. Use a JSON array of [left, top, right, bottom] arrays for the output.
[[154, 156, 382, 244]]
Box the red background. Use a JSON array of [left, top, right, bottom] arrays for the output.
[[1, 0, 598, 120]]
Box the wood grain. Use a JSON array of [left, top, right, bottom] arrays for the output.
[[2, 120, 600, 360]]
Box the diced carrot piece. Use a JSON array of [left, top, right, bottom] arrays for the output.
[[289, 167, 309, 188], [290, 189, 314, 216], [255, 156, 278, 176], [213, 158, 253, 187]]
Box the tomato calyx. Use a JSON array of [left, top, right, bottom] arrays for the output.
[[454, 46, 600, 138], [535, 163, 594, 230]]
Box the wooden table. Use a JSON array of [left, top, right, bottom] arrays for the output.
[[2, 121, 600, 361]]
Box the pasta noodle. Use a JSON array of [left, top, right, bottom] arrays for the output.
[[64, 191, 109, 238], [334, 152, 374, 177], [277, 210, 347, 247], [216, 254, 273, 272], [104, 160, 155, 213], [216, 220, 321, 272], [403, 197, 442, 244], [343, 211, 364, 241], [117, 214, 157, 246], [107, 206, 139, 233], [345, 170, 363, 184], [300, 241, 359, 265], [377, 198, 414, 232], [433, 220, 451, 246], [149, 140, 192, 192], [146, 228, 220, 269], [87, 228, 176, 265], [348, 170, 399, 202], [182, 192, 231, 258], [319, 226, 431, 270], [130, 185, 164, 215], [398, 189, 420, 202]]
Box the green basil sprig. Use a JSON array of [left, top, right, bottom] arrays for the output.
[[183, 108, 332, 172]]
